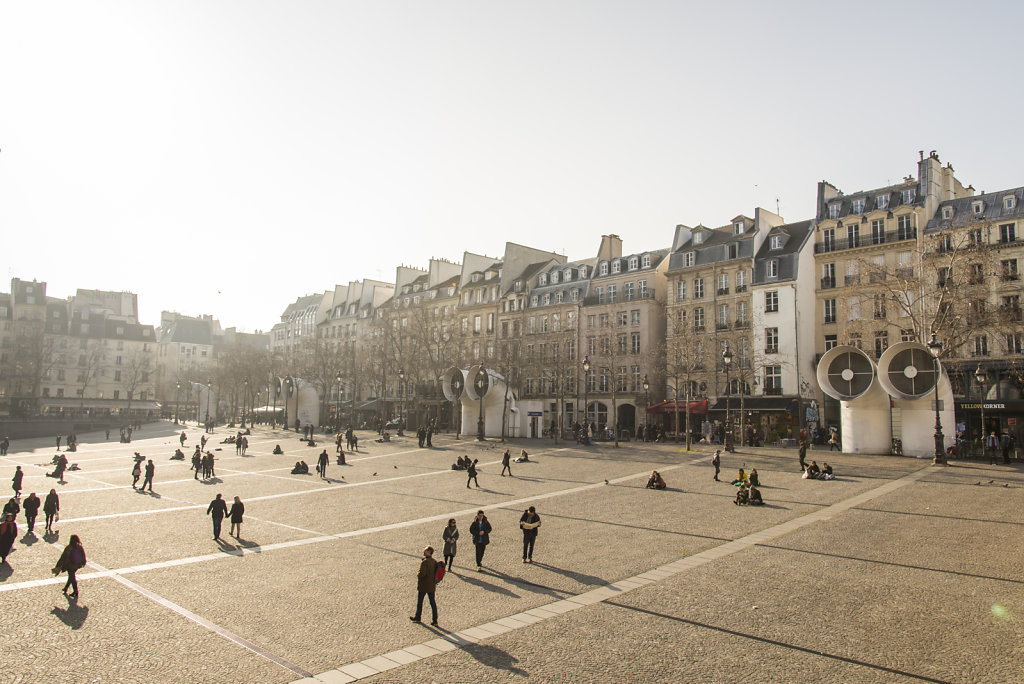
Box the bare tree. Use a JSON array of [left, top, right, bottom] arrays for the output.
[[120, 349, 152, 416], [75, 340, 104, 412], [661, 312, 711, 449], [12, 320, 59, 416]]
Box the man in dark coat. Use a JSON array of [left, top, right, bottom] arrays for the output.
[[425, 424, 433, 447], [142, 460, 155, 492], [712, 449, 721, 481], [466, 459, 480, 489], [409, 546, 438, 626], [317, 450, 329, 480], [12, 466, 23, 499], [501, 450, 512, 477], [519, 506, 541, 563], [22, 492, 40, 533], [469, 510, 491, 571], [207, 493, 228, 540], [417, 426, 426, 448]]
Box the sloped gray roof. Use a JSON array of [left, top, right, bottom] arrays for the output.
[[925, 187, 1024, 232]]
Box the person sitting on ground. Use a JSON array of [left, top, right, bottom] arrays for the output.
[[133, 452, 146, 463], [748, 485, 764, 505], [291, 461, 309, 475], [514, 449, 530, 463], [819, 462, 834, 480], [734, 484, 750, 505], [748, 468, 760, 487], [730, 468, 747, 486], [452, 455, 469, 470], [805, 461, 821, 479], [645, 470, 667, 490], [221, 435, 235, 444], [306, 438, 317, 447], [272, 444, 284, 455], [171, 449, 185, 460]]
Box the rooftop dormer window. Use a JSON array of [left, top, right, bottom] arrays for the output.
[[973, 201, 985, 216], [942, 206, 953, 220], [734, 221, 744, 235], [1005, 196, 1016, 211], [611, 260, 621, 274], [852, 199, 865, 214], [472, 273, 481, 283], [693, 232, 704, 245], [579, 266, 588, 278], [413, 284, 421, 292], [903, 188, 916, 204], [538, 273, 547, 286], [628, 256, 638, 270], [877, 195, 889, 210], [829, 204, 841, 220], [563, 269, 572, 281], [513, 282, 521, 292], [770, 235, 783, 250], [641, 254, 651, 268], [599, 262, 609, 276], [551, 271, 559, 284], [682, 251, 695, 267]]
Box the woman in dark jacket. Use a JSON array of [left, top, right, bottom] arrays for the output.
[[0, 513, 17, 564], [228, 496, 245, 538], [53, 534, 86, 598], [43, 489, 59, 534], [469, 510, 492, 571], [442, 519, 459, 572]]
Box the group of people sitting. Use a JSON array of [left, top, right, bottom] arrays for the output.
[[730, 467, 761, 487], [734, 483, 764, 505], [645, 470, 667, 490], [803, 461, 834, 480], [291, 460, 310, 474]]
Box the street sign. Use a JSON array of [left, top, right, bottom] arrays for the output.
[[527, 411, 542, 417]]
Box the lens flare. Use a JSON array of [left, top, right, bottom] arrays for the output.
[[991, 604, 1009, 620]]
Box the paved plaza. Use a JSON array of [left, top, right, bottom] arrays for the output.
[[0, 421, 1022, 683]]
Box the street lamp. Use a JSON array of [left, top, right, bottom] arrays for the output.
[[642, 375, 650, 441], [397, 368, 405, 436], [975, 364, 987, 458], [336, 372, 343, 431], [582, 355, 591, 439], [241, 377, 249, 429], [475, 367, 487, 441], [206, 378, 214, 430], [927, 334, 945, 465], [722, 344, 734, 452], [174, 382, 181, 425]]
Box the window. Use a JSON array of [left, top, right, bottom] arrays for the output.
[[694, 279, 705, 299], [717, 304, 729, 328], [824, 334, 838, 351], [942, 206, 953, 220], [871, 219, 885, 245], [822, 228, 835, 252], [1000, 223, 1016, 243], [618, 312, 628, 326], [114, 370, 121, 381], [829, 204, 841, 220], [848, 297, 861, 321], [682, 252, 695, 268], [717, 273, 729, 294], [902, 188, 916, 204], [563, 269, 572, 282], [599, 262, 609, 276], [877, 195, 889, 210], [641, 254, 651, 268], [631, 333, 641, 354], [611, 260, 621, 274], [638, 280, 648, 298], [736, 301, 748, 325], [1000, 259, 1018, 282], [770, 235, 783, 250], [901, 329, 915, 342], [579, 266, 587, 278], [600, 314, 609, 328], [822, 263, 835, 289], [968, 228, 984, 246], [693, 232, 704, 245], [736, 271, 747, 291], [852, 199, 865, 214], [874, 331, 888, 358], [847, 225, 861, 248], [765, 291, 779, 313], [676, 281, 686, 301], [607, 285, 617, 303], [897, 215, 914, 240], [873, 295, 886, 319], [628, 257, 638, 270], [848, 333, 862, 349], [617, 334, 627, 353], [570, 288, 579, 302], [474, 315, 481, 332], [542, 293, 550, 305], [115, 355, 122, 365], [767, 260, 779, 278], [596, 287, 604, 304], [1005, 196, 1017, 211], [693, 308, 705, 331], [764, 366, 782, 394], [973, 201, 985, 216], [824, 299, 837, 324], [550, 271, 559, 284], [1007, 333, 1023, 354], [727, 243, 739, 259], [588, 315, 596, 329], [765, 327, 779, 354], [57, 388, 65, 398], [552, 313, 561, 331], [937, 234, 952, 252], [631, 310, 640, 326], [624, 282, 635, 301], [734, 221, 744, 235], [974, 335, 989, 357]]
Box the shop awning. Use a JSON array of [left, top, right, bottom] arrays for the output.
[[646, 399, 708, 415], [40, 399, 161, 410], [709, 397, 797, 412]]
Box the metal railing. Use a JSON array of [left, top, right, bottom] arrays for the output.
[[815, 228, 917, 254]]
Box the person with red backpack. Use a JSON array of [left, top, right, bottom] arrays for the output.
[[53, 534, 87, 599], [409, 546, 439, 626]]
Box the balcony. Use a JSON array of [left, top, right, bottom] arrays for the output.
[[765, 346, 778, 354], [820, 277, 836, 289], [869, 271, 887, 284], [844, 274, 861, 286], [717, 288, 730, 296], [1002, 273, 1020, 282], [716, 322, 731, 331], [764, 386, 783, 396], [735, 284, 748, 293], [583, 289, 656, 306], [1001, 305, 1023, 321], [824, 316, 836, 324], [815, 228, 917, 254], [693, 325, 706, 333], [734, 319, 750, 329]]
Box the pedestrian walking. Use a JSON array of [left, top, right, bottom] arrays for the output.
[[426, 425, 433, 447], [409, 546, 439, 626], [131, 460, 142, 489], [142, 460, 155, 492], [501, 450, 512, 477], [712, 449, 721, 481], [442, 518, 459, 572], [519, 506, 541, 563], [22, 492, 40, 533], [192, 449, 201, 479], [317, 449, 329, 480], [466, 459, 480, 489], [52, 534, 86, 599], [207, 493, 228, 540], [0, 436, 9, 456], [241, 436, 248, 456], [43, 489, 59, 533], [469, 510, 491, 571], [180, 431, 187, 447], [235, 436, 242, 456], [828, 428, 840, 452], [0, 513, 17, 564], [12, 466, 23, 498], [228, 496, 244, 538], [3, 497, 19, 518], [799, 438, 808, 472], [56, 435, 62, 451], [48, 454, 68, 483]]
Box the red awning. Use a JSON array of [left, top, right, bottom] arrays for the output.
[[646, 399, 708, 415]]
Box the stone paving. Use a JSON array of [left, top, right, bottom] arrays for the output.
[[1, 421, 1022, 683]]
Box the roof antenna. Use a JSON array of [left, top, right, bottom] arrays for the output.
[[776, 197, 781, 215]]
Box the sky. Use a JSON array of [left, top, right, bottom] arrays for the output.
[[3, 0, 1023, 332]]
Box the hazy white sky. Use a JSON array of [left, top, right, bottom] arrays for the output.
[[3, 1, 1022, 331]]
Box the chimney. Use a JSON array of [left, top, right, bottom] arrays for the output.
[[597, 234, 623, 261]]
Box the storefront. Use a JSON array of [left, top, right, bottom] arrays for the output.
[[954, 400, 1024, 456], [708, 396, 800, 446]]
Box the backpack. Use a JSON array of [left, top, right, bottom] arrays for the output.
[[434, 560, 446, 583]]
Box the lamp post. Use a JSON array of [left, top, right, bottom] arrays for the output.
[[722, 344, 734, 452], [336, 372, 342, 431], [174, 382, 181, 425], [582, 355, 591, 440], [928, 334, 945, 465], [241, 377, 249, 429], [642, 375, 650, 441], [397, 368, 405, 437], [475, 367, 487, 441], [975, 364, 987, 458], [206, 378, 213, 430]]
